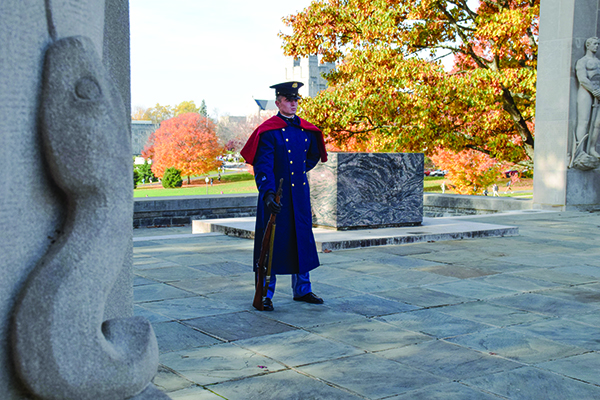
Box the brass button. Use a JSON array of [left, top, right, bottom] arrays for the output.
[[288, 150, 291, 153], [282, 128, 286, 131], [290, 161, 293, 164], [303, 182, 306, 185], [292, 183, 295, 187], [286, 138, 289, 142], [292, 172, 294, 175]]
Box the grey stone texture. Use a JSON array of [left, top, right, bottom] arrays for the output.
[[309, 152, 424, 229], [534, 0, 600, 210], [1, 1, 165, 399], [136, 210, 600, 399]]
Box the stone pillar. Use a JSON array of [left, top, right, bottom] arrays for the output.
[[533, 0, 600, 210], [0, 1, 166, 399]]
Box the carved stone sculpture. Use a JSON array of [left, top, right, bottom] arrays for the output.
[[571, 36, 600, 170], [11, 35, 165, 400]]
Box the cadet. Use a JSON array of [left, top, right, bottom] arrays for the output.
[[241, 81, 328, 311]]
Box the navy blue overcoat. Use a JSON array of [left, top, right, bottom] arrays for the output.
[[251, 115, 323, 275]]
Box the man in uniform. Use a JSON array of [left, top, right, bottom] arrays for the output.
[[241, 81, 328, 311]]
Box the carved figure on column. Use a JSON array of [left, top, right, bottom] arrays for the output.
[[571, 37, 600, 170]]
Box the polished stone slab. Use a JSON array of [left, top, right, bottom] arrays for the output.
[[298, 353, 446, 398], [308, 152, 424, 229], [152, 365, 194, 393], [166, 386, 225, 400], [138, 296, 235, 321], [510, 318, 600, 351], [193, 216, 518, 251], [425, 280, 519, 300]]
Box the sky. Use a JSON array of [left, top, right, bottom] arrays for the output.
[[130, 0, 313, 118]]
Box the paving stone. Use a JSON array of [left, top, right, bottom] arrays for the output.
[[139, 297, 235, 320], [439, 301, 549, 327], [373, 286, 471, 308], [259, 301, 365, 328], [554, 265, 600, 279], [169, 275, 254, 296], [389, 381, 504, 399], [510, 318, 600, 351], [322, 273, 413, 293], [159, 342, 286, 386], [182, 311, 297, 341], [417, 264, 498, 279], [540, 286, 600, 305], [167, 386, 224, 400], [371, 269, 460, 287], [379, 340, 521, 380], [563, 310, 600, 327], [298, 353, 447, 398], [134, 276, 159, 286], [152, 365, 195, 392], [153, 321, 222, 353], [447, 328, 586, 364], [309, 281, 362, 299], [309, 318, 433, 352], [134, 283, 195, 303], [537, 352, 600, 386], [512, 268, 598, 285], [136, 266, 208, 282], [134, 305, 172, 323], [490, 293, 600, 317], [379, 309, 492, 339], [235, 330, 363, 367], [425, 280, 519, 300], [134, 259, 182, 270], [324, 294, 419, 317], [209, 369, 364, 400], [470, 273, 561, 292], [463, 366, 600, 400], [189, 260, 250, 276]]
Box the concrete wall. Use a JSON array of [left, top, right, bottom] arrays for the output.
[[533, 0, 600, 210]]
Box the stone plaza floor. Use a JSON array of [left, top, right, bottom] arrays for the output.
[[133, 211, 600, 400]]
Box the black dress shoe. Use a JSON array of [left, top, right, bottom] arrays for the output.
[[262, 297, 274, 311], [293, 292, 324, 304]]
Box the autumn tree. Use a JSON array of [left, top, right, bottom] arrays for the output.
[[281, 0, 538, 165], [142, 113, 223, 184], [133, 100, 209, 124], [216, 112, 276, 154]]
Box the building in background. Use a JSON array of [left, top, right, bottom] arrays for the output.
[[285, 55, 335, 98], [131, 120, 159, 156], [253, 55, 336, 115]]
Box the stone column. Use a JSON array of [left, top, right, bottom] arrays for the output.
[[533, 0, 600, 210], [0, 1, 166, 398]]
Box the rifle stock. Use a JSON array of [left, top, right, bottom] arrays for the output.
[[252, 178, 283, 310]]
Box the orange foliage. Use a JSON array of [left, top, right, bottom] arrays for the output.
[[431, 148, 507, 195], [142, 113, 223, 179]]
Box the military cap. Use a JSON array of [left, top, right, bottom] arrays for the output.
[[270, 81, 304, 100]]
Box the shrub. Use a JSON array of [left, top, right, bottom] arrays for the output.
[[162, 167, 183, 188], [133, 169, 140, 189]]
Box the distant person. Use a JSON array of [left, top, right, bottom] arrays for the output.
[[505, 180, 513, 194], [218, 173, 221, 183], [441, 182, 446, 194], [492, 183, 499, 197], [241, 81, 328, 311], [210, 178, 213, 186], [483, 188, 488, 196]]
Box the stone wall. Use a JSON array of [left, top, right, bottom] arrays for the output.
[[134, 194, 258, 227], [424, 193, 533, 217]]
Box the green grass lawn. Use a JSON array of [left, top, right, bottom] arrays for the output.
[[134, 172, 258, 198]]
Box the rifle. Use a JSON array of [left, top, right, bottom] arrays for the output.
[[253, 178, 284, 310]]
